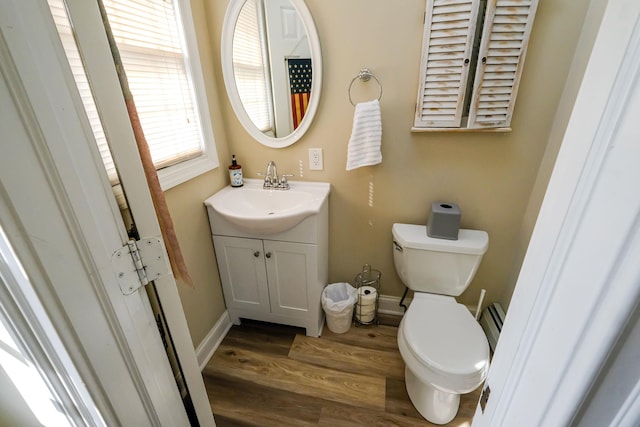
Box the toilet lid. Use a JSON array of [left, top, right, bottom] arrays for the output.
[[403, 296, 489, 376]]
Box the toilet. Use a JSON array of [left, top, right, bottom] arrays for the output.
[[392, 223, 490, 424]]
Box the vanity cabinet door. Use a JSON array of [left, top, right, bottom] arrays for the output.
[[264, 240, 317, 318], [213, 236, 270, 313]]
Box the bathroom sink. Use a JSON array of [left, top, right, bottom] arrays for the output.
[[204, 179, 330, 234]]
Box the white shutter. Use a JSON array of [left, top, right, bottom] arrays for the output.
[[468, 0, 539, 128], [414, 0, 481, 128]]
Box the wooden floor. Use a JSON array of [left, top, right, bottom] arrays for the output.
[[203, 316, 479, 426]]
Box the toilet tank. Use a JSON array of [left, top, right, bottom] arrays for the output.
[[392, 223, 488, 296]]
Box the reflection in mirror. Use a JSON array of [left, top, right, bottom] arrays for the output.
[[234, 0, 312, 137], [233, 0, 274, 135], [222, 0, 322, 148]]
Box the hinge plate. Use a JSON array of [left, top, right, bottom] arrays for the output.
[[112, 237, 169, 295]]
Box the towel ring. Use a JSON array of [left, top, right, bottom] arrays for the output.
[[348, 68, 382, 106]]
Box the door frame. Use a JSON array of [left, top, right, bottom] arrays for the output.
[[472, 0, 640, 425]]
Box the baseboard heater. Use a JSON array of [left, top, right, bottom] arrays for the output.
[[479, 302, 505, 353]]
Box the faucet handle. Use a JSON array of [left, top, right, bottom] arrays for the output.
[[256, 172, 272, 188], [280, 174, 294, 189]]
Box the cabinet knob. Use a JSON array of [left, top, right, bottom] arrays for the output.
[[265, 252, 272, 259], [253, 251, 260, 258]]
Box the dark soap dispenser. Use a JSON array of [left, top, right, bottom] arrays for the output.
[[228, 155, 243, 187]]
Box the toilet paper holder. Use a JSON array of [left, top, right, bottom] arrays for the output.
[[354, 264, 381, 326]]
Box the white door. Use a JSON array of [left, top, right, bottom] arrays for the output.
[[213, 236, 270, 315], [472, 0, 640, 425], [48, 0, 217, 424], [265, 240, 315, 317], [0, 1, 207, 425], [264, 0, 311, 136]]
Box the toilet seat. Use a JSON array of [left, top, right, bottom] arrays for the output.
[[399, 293, 489, 393]]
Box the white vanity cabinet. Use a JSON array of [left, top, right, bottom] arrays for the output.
[[204, 181, 330, 337], [213, 236, 318, 321]]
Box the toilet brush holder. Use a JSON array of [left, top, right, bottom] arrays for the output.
[[354, 264, 381, 325]]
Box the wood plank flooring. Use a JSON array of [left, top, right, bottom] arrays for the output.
[[203, 316, 480, 426]]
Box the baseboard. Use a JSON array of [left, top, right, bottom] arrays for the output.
[[195, 310, 233, 371], [378, 294, 411, 316]]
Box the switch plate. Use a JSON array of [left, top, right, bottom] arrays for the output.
[[308, 148, 323, 170]]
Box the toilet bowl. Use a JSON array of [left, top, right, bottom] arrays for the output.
[[398, 293, 489, 424], [392, 223, 490, 424]]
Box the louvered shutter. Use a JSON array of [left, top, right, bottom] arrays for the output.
[[414, 0, 481, 128], [468, 0, 539, 128]]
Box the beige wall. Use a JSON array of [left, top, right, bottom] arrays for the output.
[[169, 0, 599, 347], [165, 171, 226, 346], [162, 0, 230, 347], [499, 0, 608, 310]]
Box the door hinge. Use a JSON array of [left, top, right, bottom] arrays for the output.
[[112, 237, 169, 295]]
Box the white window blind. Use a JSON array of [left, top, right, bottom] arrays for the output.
[[233, 0, 273, 132], [48, 0, 204, 182]]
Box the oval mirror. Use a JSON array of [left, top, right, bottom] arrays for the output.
[[221, 0, 322, 148]]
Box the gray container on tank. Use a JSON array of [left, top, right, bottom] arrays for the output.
[[427, 202, 461, 240]]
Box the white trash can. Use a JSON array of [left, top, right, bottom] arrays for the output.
[[321, 282, 357, 334]]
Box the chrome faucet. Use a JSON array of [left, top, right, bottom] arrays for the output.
[[259, 160, 292, 190], [266, 160, 278, 187]]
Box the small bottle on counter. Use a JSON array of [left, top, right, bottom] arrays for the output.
[[228, 155, 243, 187]]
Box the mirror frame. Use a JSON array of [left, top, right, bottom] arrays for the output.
[[221, 0, 322, 148]]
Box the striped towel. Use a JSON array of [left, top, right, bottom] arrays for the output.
[[346, 99, 382, 171]]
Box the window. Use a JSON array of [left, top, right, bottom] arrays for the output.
[[48, 0, 218, 189], [413, 0, 539, 131]]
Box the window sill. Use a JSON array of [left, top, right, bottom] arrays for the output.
[[158, 153, 219, 191], [411, 127, 512, 133]]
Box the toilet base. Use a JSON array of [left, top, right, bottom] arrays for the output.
[[405, 366, 460, 425]]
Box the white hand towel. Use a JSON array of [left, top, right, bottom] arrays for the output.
[[346, 99, 382, 171]]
